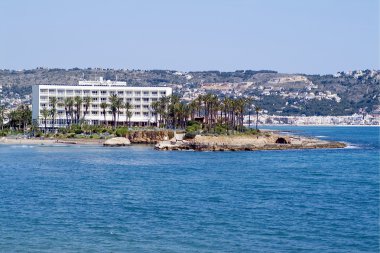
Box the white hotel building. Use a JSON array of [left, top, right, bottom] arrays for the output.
[[32, 78, 172, 128]]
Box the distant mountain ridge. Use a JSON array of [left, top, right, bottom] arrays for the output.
[[0, 68, 379, 116]]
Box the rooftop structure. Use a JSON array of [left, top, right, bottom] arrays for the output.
[[77, 77, 127, 86]]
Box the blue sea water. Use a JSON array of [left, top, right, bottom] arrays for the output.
[[0, 126, 379, 252]]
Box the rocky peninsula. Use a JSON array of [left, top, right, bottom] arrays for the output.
[[0, 130, 346, 151], [155, 132, 346, 151]]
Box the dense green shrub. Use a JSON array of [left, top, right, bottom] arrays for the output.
[[74, 129, 83, 134], [186, 121, 201, 133], [214, 124, 227, 135], [187, 120, 201, 127], [246, 129, 260, 135], [66, 133, 75, 138], [58, 128, 68, 134], [188, 126, 196, 132], [54, 133, 63, 138], [115, 127, 129, 137]]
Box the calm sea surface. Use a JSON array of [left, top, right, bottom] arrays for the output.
[[0, 127, 379, 252]]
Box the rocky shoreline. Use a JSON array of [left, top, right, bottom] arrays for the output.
[[155, 133, 346, 151], [0, 130, 347, 151]]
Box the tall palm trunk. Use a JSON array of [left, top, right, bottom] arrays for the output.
[[248, 110, 251, 129], [256, 112, 259, 130]]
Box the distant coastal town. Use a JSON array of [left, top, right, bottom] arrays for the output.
[[248, 114, 379, 126]]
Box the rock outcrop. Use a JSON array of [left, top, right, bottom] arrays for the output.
[[155, 134, 346, 151], [127, 130, 175, 144], [103, 137, 131, 147]]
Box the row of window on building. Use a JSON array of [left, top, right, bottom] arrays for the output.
[[40, 103, 153, 110], [40, 89, 166, 96], [39, 118, 153, 125], [39, 96, 159, 103], [40, 111, 154, 117]]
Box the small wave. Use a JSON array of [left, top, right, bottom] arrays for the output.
[[315, 135, 328, 138], [279, 131, 292, 136], [343, 143, 360, 149], [11, 145, 35, 149]]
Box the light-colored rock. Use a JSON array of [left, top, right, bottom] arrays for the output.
[[175, 133, 185, 141], [155, 133, 346, 151], [103, 137, 131, 147]]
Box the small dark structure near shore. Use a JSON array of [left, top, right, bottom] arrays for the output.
[[275, 137, 289, 144]]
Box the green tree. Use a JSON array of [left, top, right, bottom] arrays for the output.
[[8, 110, 19, 130], [109, 94, 122, 129], [83, 96, 92, 122], [0, 105, 4, 131], [255, 105, 261, 130], [245, 97, 254, 129], [20, 105, 32, 131], [100, 102, 108, 126], [124, 101, 132, 127], [158, 96, 170, 127], [41, 107, 50, 133], [74, 96, 83, 125], [49, 97, 57, 130], [64, 97, 74, 127]]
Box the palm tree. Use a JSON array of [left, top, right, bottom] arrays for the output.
[[109, 94, 120, 129], [83, 96, 92, 122], [124, 101, 133, 127], [158, 96, 170, 127], [151, 101, 160, 127], [222, 97, 230, 128], [255, 105, 261, 130], [74, 96, 83, 125], [176, 102, 186, 129], [182, 102, 191, 129], [239, 98, 247, 132], [8, 110, 18, 130], [0, 105, 4, 131], [169, 95, 181, 130], [126, 111, 132, 127], [116, 98, 123, 125], [49, 97, 57, 130], [100, 102, 108, 126], [188, 100, 197, 121], [195, 95, 203, 117], [209, 94, 218, 130], [41, 107, 50, 133], [202, 94, 211, 127], [64, 97, 74, 127], [233, 98, 244, 132], [245, 97, 254, 129], [20, 105, 32, 131]]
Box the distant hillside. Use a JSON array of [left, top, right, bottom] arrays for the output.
[[0, 68, 379, 116]]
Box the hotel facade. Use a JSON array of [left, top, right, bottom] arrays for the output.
[[32, 78, 172, 128]]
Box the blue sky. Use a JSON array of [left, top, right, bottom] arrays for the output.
[[0, 0, 378, 74]]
